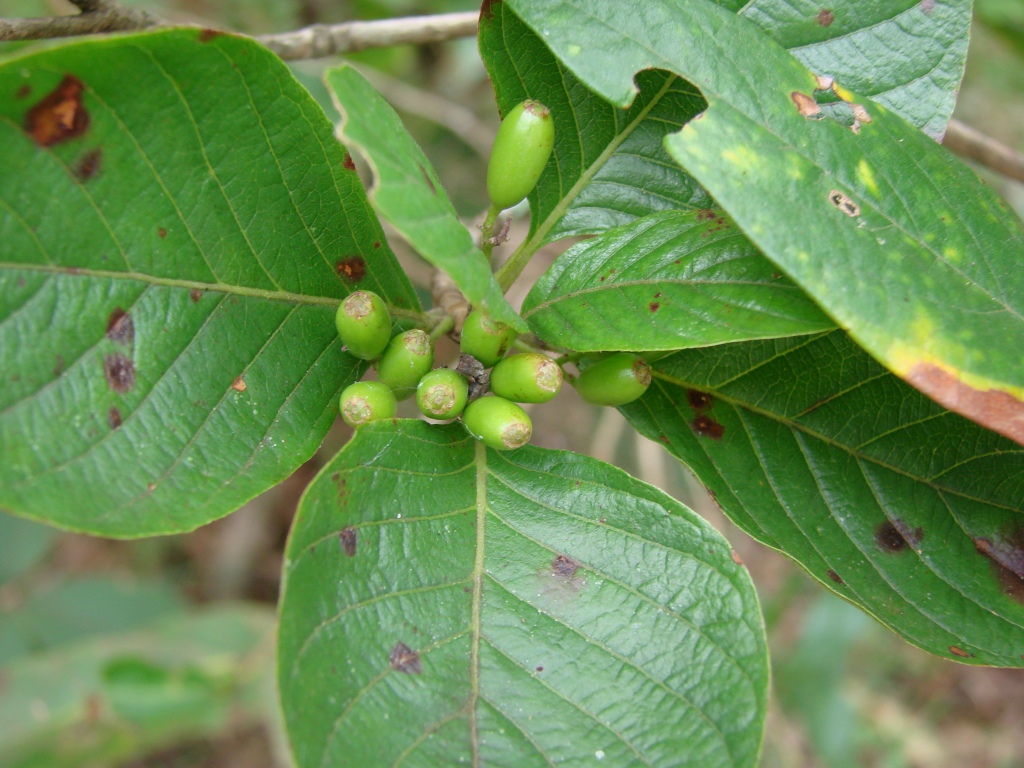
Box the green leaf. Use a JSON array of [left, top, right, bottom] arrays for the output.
[[506, 0, 1024, 445], [326, 64, 526, 332], [620, 331, 1024, 666], [737, 0, 972, 139], [0, 29, 419, 537], [522, 210, 834, 352], [0, 511, 55, 586], [278, 420, 768, 768], [0, 604, 275, 768]]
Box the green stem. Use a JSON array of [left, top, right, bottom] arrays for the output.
[[479, 203, 501, 263], [494, 237, 536, 293], [429, 315, 455, 341]]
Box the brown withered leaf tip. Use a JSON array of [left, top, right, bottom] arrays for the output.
[[339, 527, 357, 557], [906, 363, 1024, 446], [26, 75, 89, 147], [106, 308, 134, 346], [335, 256, 367, 283], [552, 554, 580, 578], [75, 148, 102, 181], [389, 642, 422, 674], [103, 353, 135, 394], [691, 414, 725, 440], [687, 389, 714, 412], [231, 376, 247, 392]]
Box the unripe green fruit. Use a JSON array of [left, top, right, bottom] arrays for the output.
[[335, 291, 391, 360], [462, 396, 532, 451], [376, 329, 434, 400], [575, 353, 652, 406], [486, 100, 555, 211], [339, 381, 397, 427], [460, 311, 518, 368], [489, 353, 562, 404], [416, 368, 469, 420]]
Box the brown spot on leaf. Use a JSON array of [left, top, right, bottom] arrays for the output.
[[147, 482, 157, 492], [52, 354, 65, 377], [695, 208, 716, 221], [231, 376, 247, 392], [791, 91, 822, 118], [103, 353, 135, 394], [480, 0, 502, 22], [107, 406, 122, 430], [158, 227, 167, 239], [649, 302, 660, 313], [949, 645, 972, 658], [826, 569, 844, 585], [892, 518, 924, 548], [335, 256, 367, 283], [731, 549, 744, 566], [198, 28, 224, 42], [535, 666, 543, 672], [190, 289, 203, 302], [691, 415, 725, 440], [687, 389, 714, 411], [905, 363, 1024, 446], [342, 152, 356, 171], [106, 308, 134, 345], [418, 163, 437, 194], [974, 533, 1024, 603], [920, 0, 936, 12], [25, 75, 89, 147], [75, 148, 102, 181], [876, 520, 910, 553], [828, 190, 860, 217], [16, 84, 31, 100], [389, 642, 422, 674], [817, 9, 834, 26], [339, 527, 357, 557], [373, 241, 381, 249], [552, 554, 579, 578]]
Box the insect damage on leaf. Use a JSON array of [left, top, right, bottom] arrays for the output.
[[791, 91, 822, 119], [335, 256, 367, 283], [25, 75, 89, 147], [829, 190, 861, 217]]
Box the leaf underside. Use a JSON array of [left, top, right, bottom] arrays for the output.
[[0, 30, 418, 536], [622, 331, 1024, 667], [278, 420, 768, 768]]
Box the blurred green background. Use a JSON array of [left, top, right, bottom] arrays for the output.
[[2, 1, 1023, 765]]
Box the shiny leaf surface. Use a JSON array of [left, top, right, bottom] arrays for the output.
[[279, 420, 768, 768], [621, 331, 1024, 666], [0, 30, 418, 536]]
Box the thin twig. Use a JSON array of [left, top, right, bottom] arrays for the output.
[[257, 11, 478, 61], [943, 118, 1024, 184], [0, 0, 158, 41]]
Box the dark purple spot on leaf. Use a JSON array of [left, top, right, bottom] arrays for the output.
[[817, 9, 834, 26], [336, 256, 367, 283], [826, 569, 843, 585], [25, 75, 89, 147], [15, 84, 31, 100], [342, 152, 356, 171], [106, 308, 134, 345], [552, 554, 579, 578], [974, 533, 1024, 603], [691, 415, 724, 440], [103, 353, 135, 394], [649, 302, 660, 313], [687, 389, 714, 411], [389, 642, 422, 674], [190, 289, 203, 303], [339, 527, 356, 557], [158, 227, 167, 239], [107, 406, 122, 430], [876, 520, 909, 553], [75, 148, 102, 181], [52, 354, 65, 377], [198, 28, 224, 42], [949, 645, 972, 658]]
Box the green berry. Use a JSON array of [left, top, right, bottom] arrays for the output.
[[460, 310, 518, 368], [486, 100, 555, 211], [575, 353, 652, 406], [416, 369, 469, 420], [462, 396, 532, 451], [376, 329, 434, 400], [490, 353, 562, 404], [335, 291, 391, 360], [339, 381, 397, 427]]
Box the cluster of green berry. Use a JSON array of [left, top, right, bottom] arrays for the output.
[[334, 97, 652, 450]]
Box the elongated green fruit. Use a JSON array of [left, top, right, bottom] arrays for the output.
[[416, 369, 469, 420], [335, 290, 391, 360], [490, 353, 562, 404], [377, 330, 434, 400], [460, 310, 518, 368], [339, 381, 397, 427], [486, 100, 555, 211], [575, 353, 652, 406], [462, 396, 532, 451]]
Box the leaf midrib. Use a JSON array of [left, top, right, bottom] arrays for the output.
[[650, 370, 1023, 513], [468, 439, 487, 768]]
